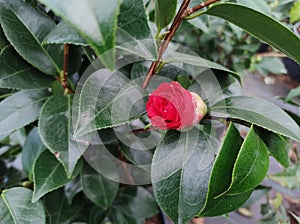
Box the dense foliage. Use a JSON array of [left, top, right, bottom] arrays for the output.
[[0, 0, 299, 223]]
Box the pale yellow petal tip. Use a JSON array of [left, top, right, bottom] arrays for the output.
[[190, 92, 207, 120]]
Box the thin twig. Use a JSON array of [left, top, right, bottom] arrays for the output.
[[142, 0, 191, 89], [60, 44, 74, 94], [142, 0, 221, 89]]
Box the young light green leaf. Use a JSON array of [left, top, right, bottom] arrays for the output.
[[199, 123, 252, 217], [0, 90, 49, 135], [290, 1, 300, 23], [155, 0, 177, 30], [22, 128, 46, 178], [39, 94, 87, 176], [32, 150, 81, 202], [0, 0, 62, 75], [225, 125, 269, 195], [211, 96, 300, 142], [152, 129, 217, 224], [206, 3, 300, 64], [255, 126, 290, 168], [0, 187, 45, 224], [38, 0, 122, 70], [43, 21, 88, 46], [74, 69, 146, 136], [0, 46, 54, 89], [81, 162, 119, 210]]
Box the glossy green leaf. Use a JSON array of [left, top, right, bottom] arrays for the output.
[[206, 3, 300, 64], [81, 162, 119, 210], [255, 126, 289, 168], [155, 0, 177, 30], [0, 26, 9, 49], [270, 162, 300, 189], [39, 94, 87, 176], [211, 96, 300, 142], [38, 0, 121, 70], [0, 46, 54, 89], [0, 187, 45, 224], [64, 178, 82, 205], [290, 1, 300, 23], [225, 125, 269, 195], [43, 21, 88, 46], [0, 0, 61, 75], [199, 123, 252, 217], [117, 0, 157, 59], [165, 52, 240, 82], [44, 188, 84, 224], [32, 150, 81, 202], [74, 69, 146, 136], [117, 186, 158, 219], [152, 129, 216, 224], [22, 128, 46, 178], [0, 90, 49, 134]]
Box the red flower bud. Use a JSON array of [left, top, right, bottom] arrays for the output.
[[146, 81, 207, 130]]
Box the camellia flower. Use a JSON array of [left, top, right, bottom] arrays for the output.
[[146, 81, 207, 130]]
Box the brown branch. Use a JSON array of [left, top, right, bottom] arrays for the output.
[[59, 44, 74, 94], [142, 0, 221, 89], [142, 0, 191, 89]]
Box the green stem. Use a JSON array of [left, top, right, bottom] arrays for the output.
[[185, 10, 207, 20]]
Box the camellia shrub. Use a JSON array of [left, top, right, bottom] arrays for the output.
[[0, 0, 299, 223]]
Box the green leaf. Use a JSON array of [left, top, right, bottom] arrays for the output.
[[44, 188, 84, 224], [225, 125, 269, 195], [164, 52, 240, 82], [0, 0, 61, 75], [0, 187, 45, 224], [206, 3, 300, 64], [290, 1, 300, 23], [81, 162, 119, 210], [236, 0, 273, 16], [64, 178, 82, 205], [151, 129, 216, 224], [43, 21, 88, 46], [270, 163, 300, 189], [116, 0, 157, 59], [211, 96, 300, 142], [155, 0, 177, 30], [199, 123, 252, 217], [0, 90, 49, 134], [255, 127, 290, 168], [0, 46, 54, 89], [22, 128, 46, 178], [117, 186, 158, 219], [32, 150, 81, 202], [286, 86, 300, 102], [74, 69, 146, 136], [38, 0, 122, 70], [39, 94, 87, 176], [0, 26, 9, 49], [255, 57, 287, 76]]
